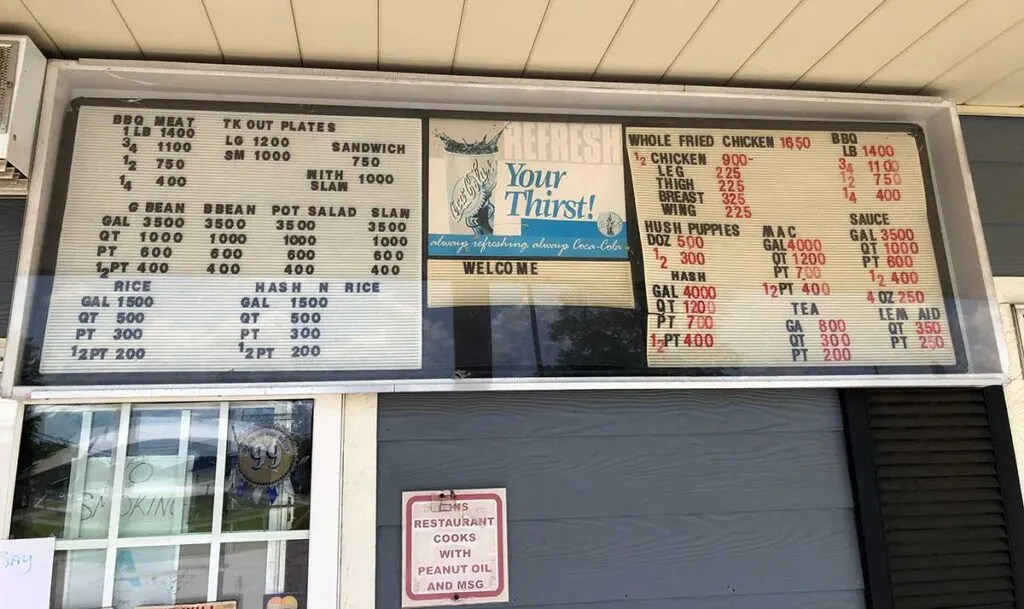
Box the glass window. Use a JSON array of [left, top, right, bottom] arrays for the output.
[[113, 544, 210, 609], [224, 403, 313, 533], [12, 407, 120, 540], [220, 540, 309, 609], [11, 400, 314, 609], [50, 550, 105, 609]]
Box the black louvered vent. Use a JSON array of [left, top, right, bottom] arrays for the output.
[[865, 389, 1018, 609], [0, 201, 24, 337]]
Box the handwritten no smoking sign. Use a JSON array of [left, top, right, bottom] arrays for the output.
[[402, 488, 508, 607]]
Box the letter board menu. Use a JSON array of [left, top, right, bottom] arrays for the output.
[[626, 126, 958, 368], [38, 105, 422, 374], [29, 106, 967, 384]]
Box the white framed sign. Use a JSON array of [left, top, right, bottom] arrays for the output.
[[402, 488, 508, 607], [0, 536, 56, 609], [626, 123, 961, 369], [38, 103, 423, 376], [427, 118, 633, 308]]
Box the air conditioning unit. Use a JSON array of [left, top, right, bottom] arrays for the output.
[[0, 35, 45, 197]]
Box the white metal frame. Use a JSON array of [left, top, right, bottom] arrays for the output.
[[0, 398, 23, 540], [338, 394, 377, 609], [0, 35, 46, 177], [995, 277, 1024, 504], [958, 105, 1024, 117], [0, 393, 379, 609], [0, 61, 1009, 400]]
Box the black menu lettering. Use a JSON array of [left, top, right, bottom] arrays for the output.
[[41, 107, 423, 373]]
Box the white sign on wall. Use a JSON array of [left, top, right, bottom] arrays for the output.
[[0, 537, 56, 609], [40, 105, 423, 375], [626, 125, 958, 368], [402, 488, 508, 607], [427, 119, 634, 308]]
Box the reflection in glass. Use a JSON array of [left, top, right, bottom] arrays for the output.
[[11, 407, 119, 539], [15, 401, 313, 608], [544, 306, 645, 369], [219, 540, 310, 609], [120, 407, 219, 537], [431, 304, 648, 379], [112, 544, 209, 609], [223, 402, 313, 532], [50, 550, 105, 609]]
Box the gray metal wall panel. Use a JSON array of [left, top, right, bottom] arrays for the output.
[[377, 390, 864, 608], [0, 200, 24, 337], [378, 388, 844, 440], [961, 118, 1024, 163], [961, 116, 1024, 277], [970, 163, 1024, 225], [979, 224, 1024, 277], [483, 592, 866, 609], [378, 432, 852, 524]]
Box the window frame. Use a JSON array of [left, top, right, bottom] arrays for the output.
[[0, 392, 378, 609], [994, 277, 1024, 506]]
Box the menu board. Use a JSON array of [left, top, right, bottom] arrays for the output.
[[38, 105, 422, 374], [26, 106, 971, 384], [626, 125, 958, 368], [427, 119, 633, 308]]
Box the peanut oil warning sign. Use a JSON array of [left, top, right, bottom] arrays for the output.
[[402, 488, 509, 607], [427, 119, 633, 308]]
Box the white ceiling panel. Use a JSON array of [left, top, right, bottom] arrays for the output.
[[5, 0, 1024, 107], [593, 0, 716, 80], [454, 0, 547, 75], [203, 0, 299, 64], [796, 0, 967, 89], [968, 66, 1024, 106], [0, 0, 59, 55], [114, 0, 220, 61], [525, 0, 631, 77], [662, 0, 801, 84], [731, 0, 885, 87], [860, 0, 1024, 91], [293, 0, 377, 67], [923, 19, 1024, 102], [21, 0, 139, 56], [379, 0, 462, 72]]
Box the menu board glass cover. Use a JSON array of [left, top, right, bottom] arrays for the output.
[[35, 103, 422, 378], [426, 118, 634, 308], [20, 103, 970, 386], [625, 124, 960, 369]]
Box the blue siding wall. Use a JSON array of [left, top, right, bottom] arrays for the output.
[[961, 116, 1024, 277], [377, 389, 865, 608]]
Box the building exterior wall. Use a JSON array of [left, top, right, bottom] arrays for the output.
[[0, 61, 1017, 609], [960, 116, 1024, 277], [377, 389, 865, 608], [964, 114, 1024, 504]]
